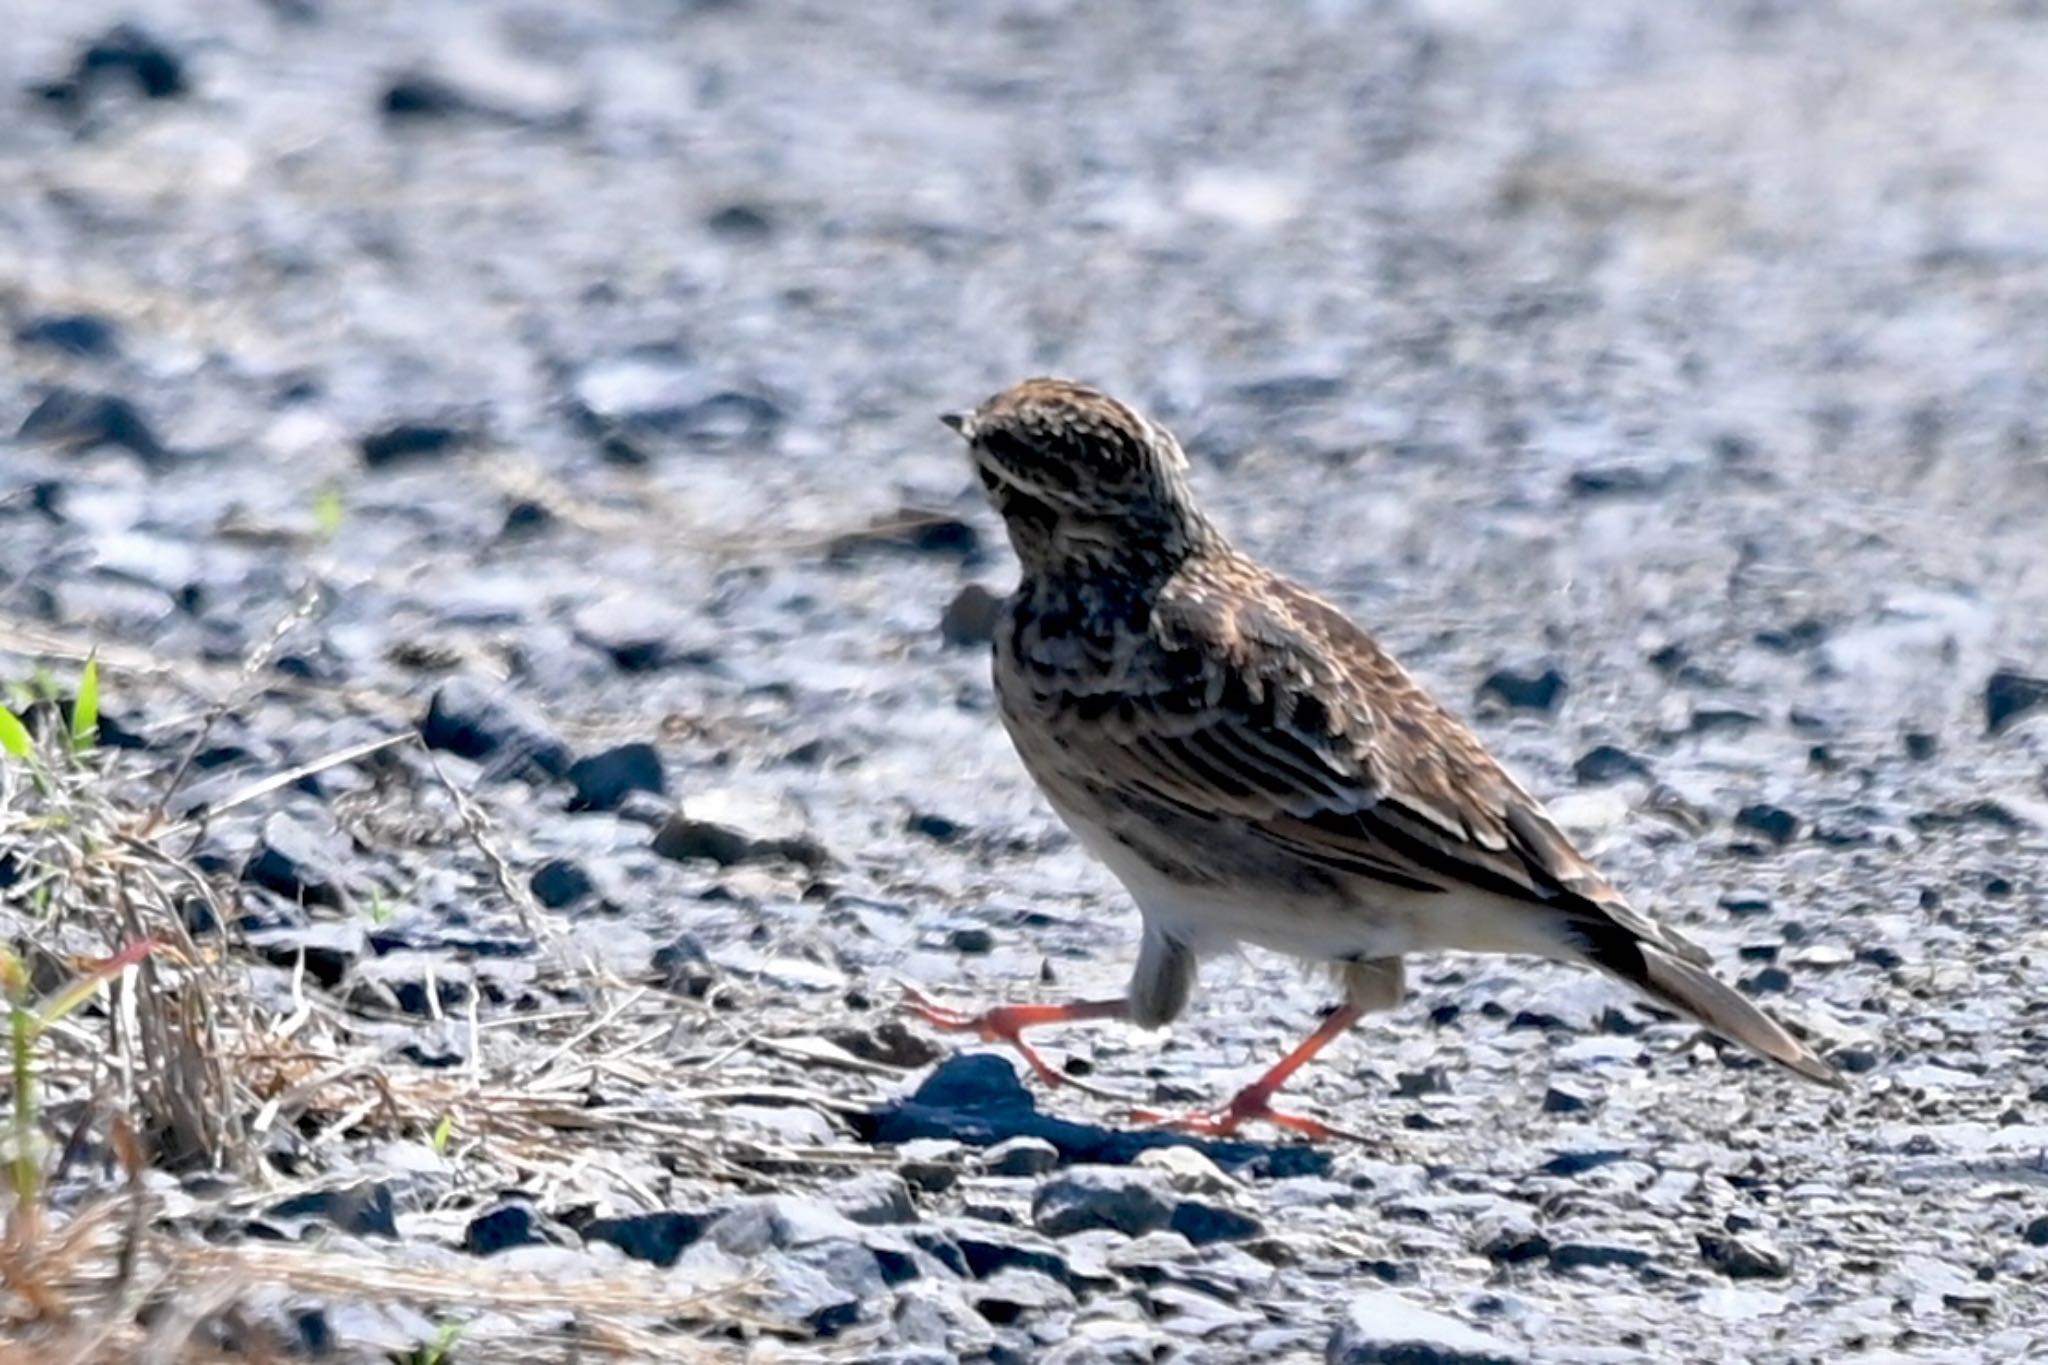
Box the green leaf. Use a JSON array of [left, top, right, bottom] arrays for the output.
[[431, 1112, 455, 1154], [313, 485, 345, 540], [0, 707, 30, 761], [71, 655, 100, 753]]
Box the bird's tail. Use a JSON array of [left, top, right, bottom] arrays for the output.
[[1616, 940, 1845, 1088]]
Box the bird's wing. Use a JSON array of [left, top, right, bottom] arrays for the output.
[[1069, 562, 1705, 965]]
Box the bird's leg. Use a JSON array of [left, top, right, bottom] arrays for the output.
[[900, 984, 1129, 1087], [1133, 1003, 1364, 1139]]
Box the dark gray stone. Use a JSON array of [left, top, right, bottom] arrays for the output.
[[265, 1182, 399, 1240], [529, 857, 596, 909], [1326, 1292, 1524, 1365], [1476, 663, 1567, 715], [1987, 669, 2048, 734], [1699, 1231, 1791, 1280], [566, 742, 666, 812], [243, 811, 356, 910], [18, 388, 171, 468], [419, 675, 572, 779], [1032, 1167, 1176, 1239]]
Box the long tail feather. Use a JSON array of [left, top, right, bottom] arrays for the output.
[[1626, 942, 1845, 1088]]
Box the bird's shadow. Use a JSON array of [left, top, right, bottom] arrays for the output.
[[852, 1053, 1332, 1179]]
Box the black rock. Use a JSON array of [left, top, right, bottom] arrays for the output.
[[360, 422, 474, 468], [860, 1054, 1330, 1179], [15, 313, 120, 357], [380, 73, 474, 119], [37, 24, 188, 104], [1739, 966, 1792, 996], [2024, 1215, 2048, 1247], [1698, 1231, 1790, 1280], [707, 204, 775, 240], [1538, 1149, 1630, 1178], [420, 675, 572, 779], [266, 1182, 398, 1239], [651, 800, 828, 869], [247, 921, 368, 988], [909, 812, 966, 844], [566, 742, 665, 812], [243, 812, 354, 910], [500, 498, 555, 538], [17, 389, 171, 468], [940, 584, 1004, 647], [463, 1201, 569, 1256], [529, 858, 596, 909], [1549, 1241, 1652, 1272], [1986, 669, 2048, 735], [1567, 464, 1667, 498], [1477, 663, 1567, 715], [1734, 804, 1799, 847], [577, 1210, 713, 1266], [947, 926, 995, 955], [1394, 1067, 1450, 1098], [1902, 730, 1939, 761], [1719, 888, 1773, 917], [1168, 1200, 1263, 1247], [1572, 745, 1652, 785]]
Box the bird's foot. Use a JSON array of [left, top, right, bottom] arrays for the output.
[[1132, 1086, 1361, 1142], [898, 983, 1073, 1087]]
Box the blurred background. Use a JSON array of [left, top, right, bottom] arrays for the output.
[[4, 1, 2048, 1359]]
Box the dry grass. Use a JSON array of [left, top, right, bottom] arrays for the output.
[[0, 644, 893, 1363]]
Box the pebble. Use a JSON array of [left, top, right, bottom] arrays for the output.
[[264, 1182, 399, 1240], [17, 389, 171, 468], [359, 422, 475, 468], [1032, 1167, 1178, 1238], [1986, 669, 2048, 734], [1325, 1291, 1526, 1365], [985, 1136, 1062, 1177], [1699, 1231, 1792, 1280], [419, 676, 573, 780], [565, 742, 665, 812], [1476, 663, 1568, 715]]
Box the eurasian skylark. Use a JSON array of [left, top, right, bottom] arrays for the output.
[[910, 377, 1841, 1137]]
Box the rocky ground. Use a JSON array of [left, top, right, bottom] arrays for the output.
[[4, 0, 2048, 1361]]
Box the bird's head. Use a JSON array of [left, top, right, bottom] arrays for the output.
[[942, 378, 1212, 576]]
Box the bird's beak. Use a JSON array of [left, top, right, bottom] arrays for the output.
[[938, 411, 971, 437]]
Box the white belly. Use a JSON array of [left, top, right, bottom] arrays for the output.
[[1052, 798, 1428, 962], [1049, 795, 1562, 965]]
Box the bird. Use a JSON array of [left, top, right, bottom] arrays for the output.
[[907, 377, 1842, 1139]]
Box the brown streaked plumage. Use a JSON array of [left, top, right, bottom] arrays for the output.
[[914, 378, 1841, 1138]]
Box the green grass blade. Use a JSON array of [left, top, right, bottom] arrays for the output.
[[0, 706, 30, 760], [71, 655, 100, 753]]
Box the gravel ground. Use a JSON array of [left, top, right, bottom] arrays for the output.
[[5, 1, 2048, 1361]]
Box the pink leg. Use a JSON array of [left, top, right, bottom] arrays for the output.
[[1132, 1004, 1363, 1140], [901, 984, 1128, 1087]]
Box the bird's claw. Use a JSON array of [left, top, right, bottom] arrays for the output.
[[1131, 1089, 1361, 1142]]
